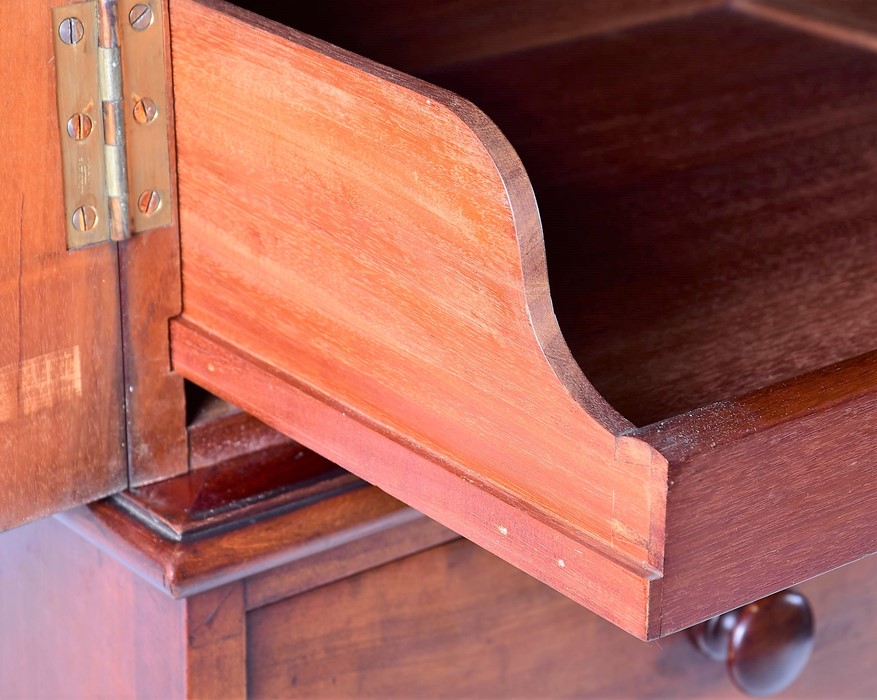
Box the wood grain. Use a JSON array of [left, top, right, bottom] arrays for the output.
[[246, 536, 877, 699], [0, 0, 126, 531], [635, 352, 877, 635], [5, 484, 877, 697], [186, 388, 296, 471], [0, 516, 187, 699], [169, 0, 667, 638], [741, 0, 877, 53], [186, 583, 247, 699], [60, 463, 458, 604], [116, 441, 355, 539], [431, 7, 877, 426], [171, 319, 663, 638]]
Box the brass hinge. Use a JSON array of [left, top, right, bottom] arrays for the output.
[[52, 1, 172, 249]]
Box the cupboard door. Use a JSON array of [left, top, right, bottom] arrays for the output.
[[0, 0, 127, 530]]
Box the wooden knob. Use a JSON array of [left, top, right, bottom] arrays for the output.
[[689, 590, 815, 697]]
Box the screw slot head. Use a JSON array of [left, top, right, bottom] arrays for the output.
[[59, 17, 85, 45], [66, 114, 93, 141], [72, 205, 98, 232], [138, 190, 161, 216], [133, 97, 158, 124], [129, 4, 154, 31]]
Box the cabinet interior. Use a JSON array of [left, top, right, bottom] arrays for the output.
[[226, 1, 877, 427]]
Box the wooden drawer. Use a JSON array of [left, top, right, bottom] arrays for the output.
[[166, 0, 877, 638], [247, 539, 877, 699]]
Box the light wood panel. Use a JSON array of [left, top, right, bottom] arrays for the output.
[[0, 0, 126, 530], [169, 0, 667, 638]]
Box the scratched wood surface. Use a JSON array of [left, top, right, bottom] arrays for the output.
[[170, 0, 668, 638], [637, 352, 877, 635], [0, 0, 126, 531], [117, 0, 188, 487]]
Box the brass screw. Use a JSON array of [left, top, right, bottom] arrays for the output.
[[72, 205, 98, 232], [133, 97, 158, 124], [59, 17, 85, 45], [66, 114, 93, 141], [138, 190, 161, 216], [129, 4, 154, 31]]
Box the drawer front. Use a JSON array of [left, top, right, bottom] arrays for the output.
[[246, 539, 877, 699]]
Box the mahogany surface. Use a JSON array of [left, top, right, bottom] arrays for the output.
[[171, 318, 663, 637], [639, 352, 877, 634], [61, 455, 456, 601], [170, 0, 666, 638], [247, 538, 877, 699], [431, 6, 877, 426], [233, 0, 724, 74], [0, 516, 188, 699], [167, 0, 877, 638], [0, 0, 127, 531], [186, 386, 296, 470]]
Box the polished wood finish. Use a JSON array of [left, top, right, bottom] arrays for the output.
[[60, 447, 456, 600], [168, 0, 877, 639], [187, 583, 248, 699], [115, 442, 354, 539], [638, 352, 877, 635], [171, 319, 663, 637], [170, 0, 666, 638], [245, 538, 874, 699], [0, 0, 126, 531], [743, 0, 877, 52], [0, 517, 187, 699], [690, 590, 815, 696], [431, 6, 877, 426]]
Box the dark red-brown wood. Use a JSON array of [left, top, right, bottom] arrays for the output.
[[690, 590, 815, 696], [430, 6, 877, 426], [165, 0, 877, 639], [2, 444, 876, 698]]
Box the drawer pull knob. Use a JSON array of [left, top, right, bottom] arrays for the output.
[[689, 590, 814, 697]]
